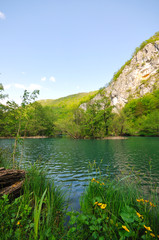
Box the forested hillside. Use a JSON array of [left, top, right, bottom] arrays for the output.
[[0, 33, 159, 138]]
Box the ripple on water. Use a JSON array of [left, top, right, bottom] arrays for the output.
[[0, 137, 159, 209]]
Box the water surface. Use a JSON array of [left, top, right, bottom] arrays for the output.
[[0, 137, 159, 209]]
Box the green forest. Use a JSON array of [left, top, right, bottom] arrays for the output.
[[0, 83, 159, 138]]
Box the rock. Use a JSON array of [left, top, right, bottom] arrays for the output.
[[81, 41, 159, 113]]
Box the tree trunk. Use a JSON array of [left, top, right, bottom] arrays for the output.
[[0, 168, 25, 198]]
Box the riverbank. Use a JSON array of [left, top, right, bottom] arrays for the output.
[[0, 136, 49, 139], [0, 157, 159, 239]]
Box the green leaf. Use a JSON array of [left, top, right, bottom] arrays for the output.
[[92, 231, 99, 239], [120, 205, 138, 223], [99, 236, 105, 240]]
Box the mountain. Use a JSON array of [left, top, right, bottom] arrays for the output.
[[80, 32, 159, 112]]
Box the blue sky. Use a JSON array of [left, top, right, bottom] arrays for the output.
[[0, 0, 159, 104]]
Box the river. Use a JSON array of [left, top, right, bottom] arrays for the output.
[[0, 137, 159, 209]]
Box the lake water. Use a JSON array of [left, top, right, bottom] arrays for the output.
[[0, 137, 159, 209]]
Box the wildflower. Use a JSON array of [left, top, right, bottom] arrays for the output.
[[144, 225, 152, 231], [94, 201, 98, 205], [97, 203, 102, 206], [149, 202, 156, 207], [122, 225, 130, 232], [145, 200, 149, 203], [101, 204, 107, 209], [17, 221, 20, 225], [91, 178, 96, 182], [136, 199, 141, 202], [150, 233, 156, 238], [136, 212, 143, 219], [96, 181, 99, 184]]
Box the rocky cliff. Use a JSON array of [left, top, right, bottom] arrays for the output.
[[81, 34, 159, 112]]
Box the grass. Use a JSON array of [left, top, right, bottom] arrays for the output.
[[67, 176, 159, 239], [0, 163, 67, 240], [0, 151, 159, 239]]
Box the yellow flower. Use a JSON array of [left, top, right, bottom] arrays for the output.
[[122, 225, 130, 232], [96, 181, 99, 184], [144, 225, 152, 231], [17, 221, 20, 225], [97, 203, 102, 206], [136, 212, 143, 219], [136, 199, 141, 202], [91, 178, 96, 182], [145, 200, 149, 203], [101, 204, 107, 209], [94, 201, 98, 205], [150, 233, 156, 238], [150, 202, 156, 207]]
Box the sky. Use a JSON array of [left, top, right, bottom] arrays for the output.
[[0, 0, 159, 104]]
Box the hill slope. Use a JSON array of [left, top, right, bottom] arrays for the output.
[[80, 32, 159, 112], [38, 91, 98, 121]]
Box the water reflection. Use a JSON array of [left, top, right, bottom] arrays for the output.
[[0, 137, 159, 209]]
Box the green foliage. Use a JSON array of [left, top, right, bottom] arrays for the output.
[[0, 164, 66, 240], [113, 59, 131, 82], [132, 32, 159, 57], [61, 93, 113, 139], [110, 89, 159, 136], [0, 89, 55, 137], [67, 175, 159, 240]]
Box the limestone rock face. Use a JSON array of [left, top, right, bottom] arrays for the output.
[[80, 41, 159, 112]]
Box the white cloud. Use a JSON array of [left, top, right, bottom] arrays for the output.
[[41, 76, 46, 81], [50, 76, 56, 82], [0, 11, 6, 20], [28, 84, 42, 91], [21, 72, 26, 75], [14, 83, 25, 89], [4, 84, 12, 90]]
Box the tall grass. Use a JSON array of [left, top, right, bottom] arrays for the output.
[[0, 164, 67, 240], [67, 171, 159, 240]]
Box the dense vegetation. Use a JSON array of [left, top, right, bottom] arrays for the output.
[[0, 83, 159, 138], [0, 84, 55, 137], [0, 153, 159, 240], [111, 89, 159, 136]]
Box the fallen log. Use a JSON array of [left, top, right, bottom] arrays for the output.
[[0, 167, 5, 171], [0, 169, 25, 188], [0, 168, 25, 198], [0, 180, 24, 197]]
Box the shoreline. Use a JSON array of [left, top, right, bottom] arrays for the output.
[[0, 136, 49, 139]]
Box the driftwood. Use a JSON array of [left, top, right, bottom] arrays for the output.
[[0, 168, 25, 198], [0, 180, 24, 197]]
